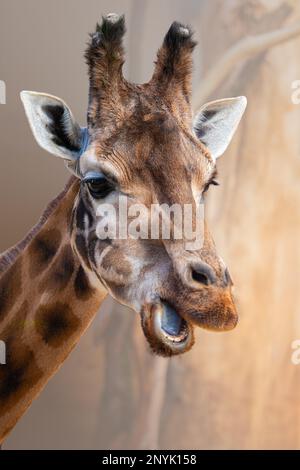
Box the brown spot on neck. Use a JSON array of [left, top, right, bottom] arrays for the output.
[[38, 244, 75, 293], [0, 342, 42, 415], [74, 266, 95, 301], [0, 301, 42, 416], [28, 228, 62, 277], [35, 302, 81, 348]]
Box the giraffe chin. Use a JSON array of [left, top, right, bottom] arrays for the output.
[[140, 301, 195, 357]]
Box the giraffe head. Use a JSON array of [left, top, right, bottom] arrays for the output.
[[20, 14, 246, 357]]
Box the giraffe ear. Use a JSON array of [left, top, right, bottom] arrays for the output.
[[20, 91, 88, 161], [193, 96, 247, 161]]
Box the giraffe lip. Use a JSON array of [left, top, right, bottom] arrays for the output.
[[140, 300, 194, 355], [159, 302, 188, 340], [152, 301, 192, 346]]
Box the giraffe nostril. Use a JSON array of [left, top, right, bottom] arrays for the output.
[[191, 263, 216, 286], [191, 269, 210, 285]]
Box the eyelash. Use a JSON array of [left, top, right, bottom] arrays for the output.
[[203, 179, 219, 193], [83, 174, 218, 199]]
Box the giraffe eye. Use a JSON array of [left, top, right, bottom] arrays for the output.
[[85, 176, 114, 199]]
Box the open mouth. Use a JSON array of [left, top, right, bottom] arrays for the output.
[[156, 302, 189, 343], [141, 301, 194, 356]]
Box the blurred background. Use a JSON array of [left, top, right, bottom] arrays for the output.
[[1, 0, 300, 450]]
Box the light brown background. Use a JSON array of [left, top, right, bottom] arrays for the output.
[[1, 0, 300, 449]]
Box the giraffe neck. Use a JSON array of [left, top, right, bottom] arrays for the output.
[[0, 177, 107, 443]]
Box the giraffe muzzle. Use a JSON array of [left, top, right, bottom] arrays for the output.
[[140, 301, 195, 356]]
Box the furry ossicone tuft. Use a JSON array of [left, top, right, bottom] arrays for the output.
[[85, 13, 127, 126], [96, 13, 126, 43], [164, 21, 196, 53], [149, 21, 197, 118], [85, 13, 126, 70], [85, 16, 197, 127]]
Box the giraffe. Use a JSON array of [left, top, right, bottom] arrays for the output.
[[0, 14, 247, 444]]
